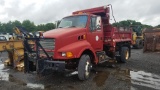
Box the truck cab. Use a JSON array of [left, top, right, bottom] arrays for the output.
[[58, 14, 103, 51], [43, 14, 104, 63]]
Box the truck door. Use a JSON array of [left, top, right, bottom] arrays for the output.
[[87, 16, 103, 51]]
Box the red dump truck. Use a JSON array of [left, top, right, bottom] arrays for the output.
[[24, 5, 132, 80]]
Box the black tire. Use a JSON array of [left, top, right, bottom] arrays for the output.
[[116, 47, 129, 63], [135, 39, 143, 49], [78, 54, 92, 80], [120, 47, 129, 63]]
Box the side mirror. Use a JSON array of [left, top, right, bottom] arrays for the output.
[[96, 16, 101, 30], [55, 20, 61, 28]]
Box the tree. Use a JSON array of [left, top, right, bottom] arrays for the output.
[[36, 23, 55, 31], [5, 21, 14, 33], [36, 24, 46, 31], [112, 20, 142, 27], [44, 23, 55, 31], [22, 20, 36, 32], [0, 20, 57, 33], [155, 25, 160, 28], [112, 20, 153, 36], [12, 20, 21, 27], [0, 22, 5, 33]]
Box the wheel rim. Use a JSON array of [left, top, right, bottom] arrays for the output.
[[85, 61, 90, 77], [125, 50, 129, 60]]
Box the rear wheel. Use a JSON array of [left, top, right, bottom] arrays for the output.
[[78, 54, 92, 80], [121, 47, 129, 63], [116, 47, 129, 63]]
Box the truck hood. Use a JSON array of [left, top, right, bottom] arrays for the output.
[[43, 28, 85, 38]]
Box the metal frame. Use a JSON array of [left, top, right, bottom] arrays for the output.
[[24, 37, 65, 74]]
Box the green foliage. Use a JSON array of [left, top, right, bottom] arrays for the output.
[[5, 21, 14, 33], [0, 20, 56, 33], [155, 25, 160, 28], [44, 23, 55, 30], [112, 20, 153, 36], [12, 20, 22, 27], [36, 23, 55, 31], [0, 22, 6, 32], [22, 20, 36, 32], [36, 24, 46, 31], [112, 19, 153, 29], [0, 19, 154, 33], [112, 20, 142, 27]]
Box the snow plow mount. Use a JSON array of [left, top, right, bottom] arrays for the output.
[[24, 38, 65, 74]]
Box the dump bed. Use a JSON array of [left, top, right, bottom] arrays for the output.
[[73, 6, 132, 46], [103, 25, 132, 46]]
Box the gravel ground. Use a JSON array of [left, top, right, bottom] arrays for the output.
[[0, 49, 160, 90]]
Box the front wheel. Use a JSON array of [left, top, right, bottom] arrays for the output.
[[78, 54, 92, 80]]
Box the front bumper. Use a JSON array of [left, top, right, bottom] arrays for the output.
[[24, 52, 66, 73], [38, 60, 65, 73]]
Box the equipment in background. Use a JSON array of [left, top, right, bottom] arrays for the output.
[[0, 27, 35, 71], [143, 28, 160, 52], [131, 25, 144, 49]]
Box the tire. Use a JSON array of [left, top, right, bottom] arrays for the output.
[[78, 54, 92, 80], [135, 39, 143, 49], [116, 47, 129, 63], [120, 47, 129, 63]]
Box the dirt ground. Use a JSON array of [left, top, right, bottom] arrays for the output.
[[0, 49, 160, 90]]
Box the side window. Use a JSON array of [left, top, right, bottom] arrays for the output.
[[90, 16, 101, 31], [90, 17, 96, 31]]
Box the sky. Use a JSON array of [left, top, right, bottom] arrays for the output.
[[0, 0, 160, 26]]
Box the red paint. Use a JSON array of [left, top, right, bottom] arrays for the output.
[[43, 5, 132, 64]]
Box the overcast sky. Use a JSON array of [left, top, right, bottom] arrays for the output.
[[0, 0, 160, 26]]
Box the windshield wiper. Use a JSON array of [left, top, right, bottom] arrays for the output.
[[68, 26, 76, 28], [59, 26, 76, 28]]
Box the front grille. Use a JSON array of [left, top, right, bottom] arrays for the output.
[[40, 38, 55, 50], [40, 50, 54, 57], [39, 38, 55, 57]]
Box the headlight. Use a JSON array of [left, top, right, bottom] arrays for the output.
[[62, 52, 66, 57], [61, 52, 73, 58]]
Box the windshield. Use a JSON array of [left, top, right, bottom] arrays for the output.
[[58, 15, 88, 28]]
